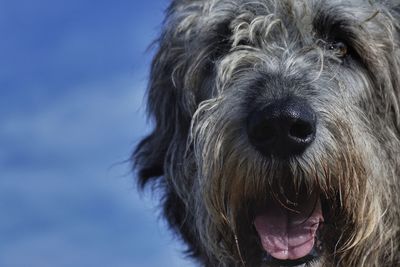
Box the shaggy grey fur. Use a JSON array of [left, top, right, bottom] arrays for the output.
[[134, 0, 400, 266]]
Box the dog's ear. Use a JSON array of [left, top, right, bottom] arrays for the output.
[[133, 3, 201, 188], [134, 2, 233, 188], [133, 45, 193, 187]]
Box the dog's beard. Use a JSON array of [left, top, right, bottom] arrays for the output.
[[187, 95, 385, 266]]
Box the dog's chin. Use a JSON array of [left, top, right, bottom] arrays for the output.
[[260, 249, 319, 267], [252, 190, 325, 267]]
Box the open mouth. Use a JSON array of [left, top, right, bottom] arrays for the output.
[[254, 191, 324, 266]]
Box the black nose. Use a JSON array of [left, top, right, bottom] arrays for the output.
[[247, 97, 317, 157]]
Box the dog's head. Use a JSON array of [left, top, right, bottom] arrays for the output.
[[134, 0, 400, 266]]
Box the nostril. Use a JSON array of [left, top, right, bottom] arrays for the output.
[[289, 120, 314, 141]]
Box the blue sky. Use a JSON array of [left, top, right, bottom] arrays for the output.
[[0, 0, 196, 266]]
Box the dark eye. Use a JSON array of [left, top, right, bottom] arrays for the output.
[[327, 41, 348, 58]]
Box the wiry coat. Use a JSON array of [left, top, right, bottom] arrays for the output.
[[134, 0, 400, 266]]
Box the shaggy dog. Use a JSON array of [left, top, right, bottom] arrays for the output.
[[134, 0, 400, 266]]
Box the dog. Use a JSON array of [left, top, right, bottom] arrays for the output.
[[134, 0, 400, 266]]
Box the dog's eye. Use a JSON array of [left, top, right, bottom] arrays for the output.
[[327, 41, 348, 58]]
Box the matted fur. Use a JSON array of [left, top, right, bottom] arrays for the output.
[[134, 0, 400, 266]]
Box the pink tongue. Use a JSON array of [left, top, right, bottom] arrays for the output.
[[254, 198, 323, 260]]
